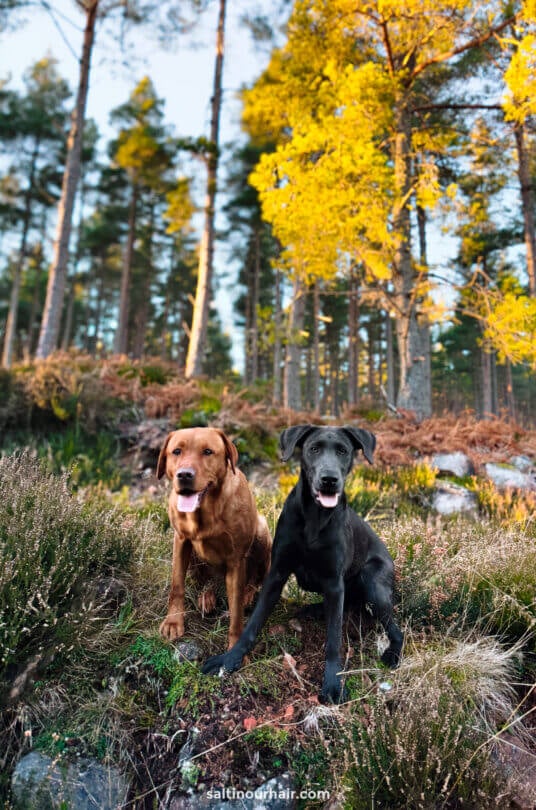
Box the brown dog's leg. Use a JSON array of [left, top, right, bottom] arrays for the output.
[[160, 533, 192, 641], [225, 559, 247, 649]]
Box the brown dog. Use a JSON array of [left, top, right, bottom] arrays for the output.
[[157, 427, 272, 648]]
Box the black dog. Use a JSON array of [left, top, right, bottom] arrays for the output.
[[202, 425, 403, 703]]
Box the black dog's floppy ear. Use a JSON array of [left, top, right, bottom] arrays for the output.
[[279, 424, 316, 462], [342, 426, 376, 465]]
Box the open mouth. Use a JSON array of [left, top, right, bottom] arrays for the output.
[[177, 486, 209, 513], [314, 490, 341, 509]]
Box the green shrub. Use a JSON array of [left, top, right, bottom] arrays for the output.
[[39, 427, 126, 489], [0, 451, 135, 694]]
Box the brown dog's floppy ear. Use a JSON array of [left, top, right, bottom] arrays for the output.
[[156, 432, 173, 479], [342, 426, 376, 465], [217, 430, 238, 474], [279, 424, 316, 462]]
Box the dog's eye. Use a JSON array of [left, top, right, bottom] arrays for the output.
[[172, 448, 181, 456], [203, 448, 214, 456], [310, 446, 320, 454], [336, 446, 348, 455]]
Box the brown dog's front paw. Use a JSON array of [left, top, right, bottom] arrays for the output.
[[159, 615, 185, 641]]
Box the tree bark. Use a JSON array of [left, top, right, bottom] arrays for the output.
[[114, 182, 138, 355], [514, 123, 536, 296], [272, 266, 282, 405], [283, 277, 305, 410], [36, 0, 98, 359], [312, 282, 320, 413], [392, 102, 431, 419], [2, 136, 41, 368], [185, 0, 226, 378], [347, 271, 359, 406]]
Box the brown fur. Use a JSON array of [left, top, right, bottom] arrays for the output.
[[156, 427, 272, 648]]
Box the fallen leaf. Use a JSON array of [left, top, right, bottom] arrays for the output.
[[243, 716, 257, 731], [283, 652, 297, 670]]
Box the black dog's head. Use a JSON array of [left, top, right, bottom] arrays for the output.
[[279, 425, 376, 509]]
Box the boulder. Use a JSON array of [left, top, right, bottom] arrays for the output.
[[484, 463, 536, 491], [11, 751, 130, 810], [432, 482, 478, 516], [510, 455, 534, 473], [431, 451, 474, 478]]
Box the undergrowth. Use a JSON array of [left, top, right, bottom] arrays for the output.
[[1, 447, 535, 808]]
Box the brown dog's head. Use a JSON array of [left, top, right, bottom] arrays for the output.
[[156, 427, 239, 513]]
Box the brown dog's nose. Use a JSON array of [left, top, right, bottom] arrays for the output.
[[177, 468, 195, 485]]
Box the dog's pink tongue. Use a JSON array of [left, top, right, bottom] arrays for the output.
[[317, 492, 340, 508], [177, 493, 200, 513]]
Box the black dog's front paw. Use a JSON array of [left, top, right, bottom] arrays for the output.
[[381, 645, 402, 668], [320, 675, 346, 705], [201, 651, 243, 675]]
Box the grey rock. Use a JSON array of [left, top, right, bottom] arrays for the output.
[[174, 641, 203, 662], [432, 482, 478, 516], [11, 751, 130, 810], [485, 463, 536, 491], [510, 455, 534, 473], [431, 451, 474, 478]]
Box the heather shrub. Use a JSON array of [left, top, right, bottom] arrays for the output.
[[0, 451, 135, 694], [341, 637, 519, 808], [383, 516, 536, 641]]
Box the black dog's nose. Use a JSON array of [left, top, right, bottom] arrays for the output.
[[177, 467, 195, 483], [320, 473, 339, 490]]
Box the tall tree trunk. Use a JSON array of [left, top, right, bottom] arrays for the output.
[[250, 225, 260, 380], [24, 243, 44, 361], [392, 102, 431, 419], [132, 204, 155, 359], [505, 358, 516, 422], [312, 282, 320, 413], [481, 346, 493, 417], [36, 0, 98, 359], [347, 271, 359, 407], [385, 311, 396, 405], [416, 203, 432, 412], [514, 123, 536, 296], [114, 183, 138, 355], [283, 277, 305, 410], [272, 266, 282, 406], [185, 0, 226, 378], [2, 137, 40, 368]]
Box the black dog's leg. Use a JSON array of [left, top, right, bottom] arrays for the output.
[[321, 578, 346, 703], [360, 567, 403, 667], [202, 569, 288, 675]]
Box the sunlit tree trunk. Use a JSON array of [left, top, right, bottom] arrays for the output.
[[36, 0, 98, 359], [283, 277, 305, 410], [272, 266, 282, 405], [392, 102, 431, 419], [347, 271, 359, 407], [311, 282, 320, 413], [185, 0, 226, 378], [514, 123, 536, 296]]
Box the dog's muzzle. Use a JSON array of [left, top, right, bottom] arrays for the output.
[[314, 473, 342, 509]]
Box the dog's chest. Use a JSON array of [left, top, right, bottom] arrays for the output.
[[294, 561, 326, 593]]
